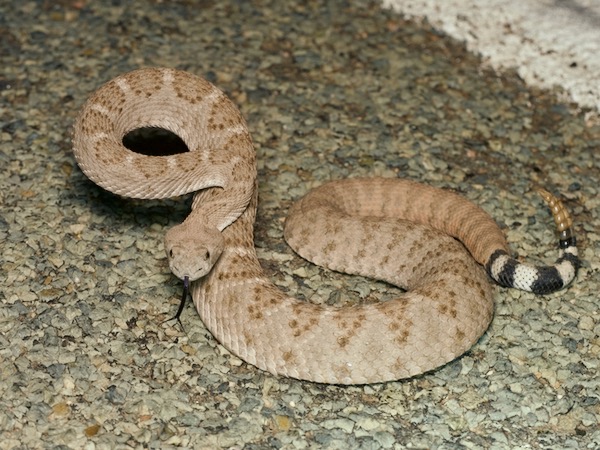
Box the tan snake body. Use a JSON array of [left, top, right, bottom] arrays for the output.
[[72, 68, 579, 384]]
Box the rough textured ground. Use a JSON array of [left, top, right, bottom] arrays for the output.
[[384, 0, 600, 114], [1, 0, 598, 448]]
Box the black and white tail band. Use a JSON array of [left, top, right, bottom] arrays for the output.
[[486, 189, 580, 295]]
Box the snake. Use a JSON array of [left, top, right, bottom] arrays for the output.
[[72, 67, 579, 384]]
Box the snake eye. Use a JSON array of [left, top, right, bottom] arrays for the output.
[[204, 250, 210, 260], [169, 249, 174, 258]]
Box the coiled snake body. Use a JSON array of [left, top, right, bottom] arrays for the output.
[[72, 68, 579, 384]]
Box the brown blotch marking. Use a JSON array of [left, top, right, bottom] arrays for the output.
[[287, 302, 320, 337], [282, 350, 295, 363], [332, 312, 367, 349], [229, 154, 255, 183], [369, 222, 383, 232], [135, 157, 168, 179], [93, 138, 125, 166], [332, 221, 343, 234], [289, 319, 302, 337], [79, 108, 115, 136], [246, 304, 263, 320], [332, 362, 354, 380], [239, 225, 256, 249], [418, 284, 440, 302], [174, 154, 196, 173], [387, 234, 402, 251], [229, 253, 246, 266], [293, 225, 312, 245], [251, 283, 267, 301], [251, 283, 285, 308], [338, 319, 349, 330], [387, 318, 412, 335], [337, 336, 349, 348], [123, 68, 163, 98], [243, 331, 254, 347], [323, 219, 343, 235], [89, 80, 127, 115], [219, 133, 254, 161], [323, 241, 337, 255], [392, 358, 407, 375], [394, 329, 410, 345], [357, 235, 372, 255], [374, 299, 407, 315], [206, 144, 229, 166], [353, 313, 366, 330], [439, 296, 458, 318], [208, 96, 245, 132], [381, 302, 413, 344], [288, 312, 319, 338], [172, 70, 216, 104], [217, 272, 229, 281], [448, 298, 458, 319]]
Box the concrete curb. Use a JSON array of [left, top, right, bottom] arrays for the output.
[[383, 0, 600, 114]]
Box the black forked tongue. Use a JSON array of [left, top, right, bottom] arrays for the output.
[[165, 276, 190, 330]]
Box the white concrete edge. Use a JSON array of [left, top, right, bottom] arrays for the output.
[[382, 0, 600, 116]]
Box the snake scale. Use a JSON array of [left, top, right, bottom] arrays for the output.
[[72, 68, 579, 384]]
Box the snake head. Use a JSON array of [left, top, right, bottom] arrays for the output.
[[164, 222, 224, 281]]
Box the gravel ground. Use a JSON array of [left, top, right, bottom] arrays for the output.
[[1, 0, 598, 449], [383, 0, 600, 114]]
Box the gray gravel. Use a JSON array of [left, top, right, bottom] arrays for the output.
[[384, 0, 600, 114], [1, 0, 598, 449]]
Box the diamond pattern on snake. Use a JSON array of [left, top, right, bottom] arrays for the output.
[[72, 68, 579, 384]]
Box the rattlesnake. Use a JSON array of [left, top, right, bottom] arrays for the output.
[[72, 68, 579, 384]]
